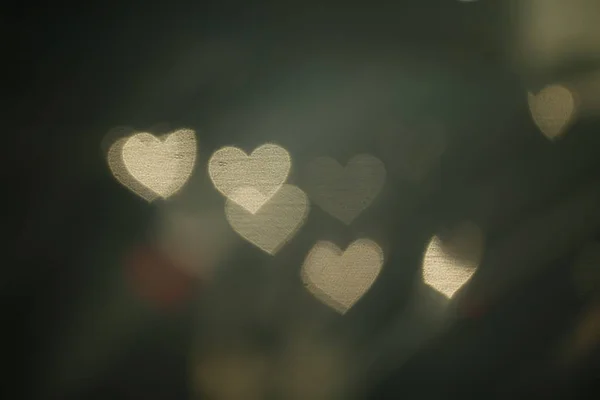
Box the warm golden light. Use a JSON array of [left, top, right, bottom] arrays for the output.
[[556, 300, 600, 367], [194, 350, 269, 400], [528, 84, 576, 140], [108, 137, 157, 202], [209, 143, 291, 213], [303, 154, 386, 225], [193, 338, 348, 400], [275, 332, 349, 400], [228, 187, 269, 215], [422, 222, 483, 298], [108, 129, 196, 200], [225, 184, 309, 255], [301, 239, 384, 314]]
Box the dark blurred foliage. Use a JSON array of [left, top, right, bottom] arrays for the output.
[[5, 1, 600, 399]]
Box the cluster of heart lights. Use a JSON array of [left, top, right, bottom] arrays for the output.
[[105, 82, 570, 312], [106, 126, 487, 313]]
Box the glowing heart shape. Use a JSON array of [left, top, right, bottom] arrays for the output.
[[303, 154, 386, 225], [225, 184, 309, 255], [422, 222, 483, 298], [302, 239, 384, 314], [209, 144, 291, 213], [108, 129, 196, 200], [528, 84, 576, 140]]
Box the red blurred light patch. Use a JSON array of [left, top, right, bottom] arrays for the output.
[[125, 243, 199, 311]]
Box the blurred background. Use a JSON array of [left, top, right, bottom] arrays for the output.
[[7, 1, 600, 399]]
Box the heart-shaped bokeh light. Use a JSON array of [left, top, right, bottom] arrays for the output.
[[225, 184, 309, 255], [303, 154, 386, 225], [528, 84, 576, 140], [209, 144, 291, 213], [422, 222, 484, 298], [108, 129, 197, 200], [302, 239, 384, 314]]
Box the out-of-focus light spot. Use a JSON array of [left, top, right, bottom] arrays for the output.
[[303, 155, 386, 225], [108, 129, 196, 200], [225, 184, 309, 255], [194, 350, 269, 400], [515, 0, 600, 73], [156, 209, 232, 278], [301, 239, 383, 314], [376, 121, 445, 182], [422, 222, 484, 298], [208, 143, 291, 213], [125, 244, 197, 311], [527, 84, 576, 140], [277, 334, 349, 400], [557, 300, 600, 367], [573, 241, 600, 297], [459, 298, 487, 319]]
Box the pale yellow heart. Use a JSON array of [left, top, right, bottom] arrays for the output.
[[108, 129, 196, 200], [302, 239, 384, 314], [108, 136, 158, 202], [225, 184, 309, 255], [422, 222, 484, 298], [303, 154, 386, 225], [528, 84, 576, 140], [209, 144, 291, 213]]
